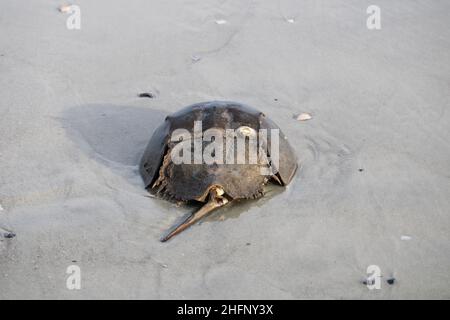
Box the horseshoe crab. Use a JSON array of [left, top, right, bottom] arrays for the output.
[[140, 101, 297, 241]]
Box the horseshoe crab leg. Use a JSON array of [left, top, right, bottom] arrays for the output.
[[160, 187, 229, 242]]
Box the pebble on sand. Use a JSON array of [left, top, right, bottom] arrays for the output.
[[138, 92, 156, 99], [387, 277, 396, 285], [362, 278, 375, 286]]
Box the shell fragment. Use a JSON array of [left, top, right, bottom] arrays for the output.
[[296, 113, 312, 121]]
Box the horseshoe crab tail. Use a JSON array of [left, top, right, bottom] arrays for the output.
[[160, 187, 229, 242]]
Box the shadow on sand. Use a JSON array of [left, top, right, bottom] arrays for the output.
[[62, 104, 168, 167]]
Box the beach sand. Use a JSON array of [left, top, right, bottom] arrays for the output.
[[0, 0, 449, 299]]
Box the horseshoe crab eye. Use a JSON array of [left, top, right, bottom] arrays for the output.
[[237, 126, 256, 138]]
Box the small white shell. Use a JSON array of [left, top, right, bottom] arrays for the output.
[[191, 55, 201, 62], [296, 113, 312, 121], [59, 5, 72, 13]]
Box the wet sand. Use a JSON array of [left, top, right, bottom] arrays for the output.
[[0, 0, 449, 299]]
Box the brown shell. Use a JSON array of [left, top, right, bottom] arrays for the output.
[[140, 101, 297, 202]]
